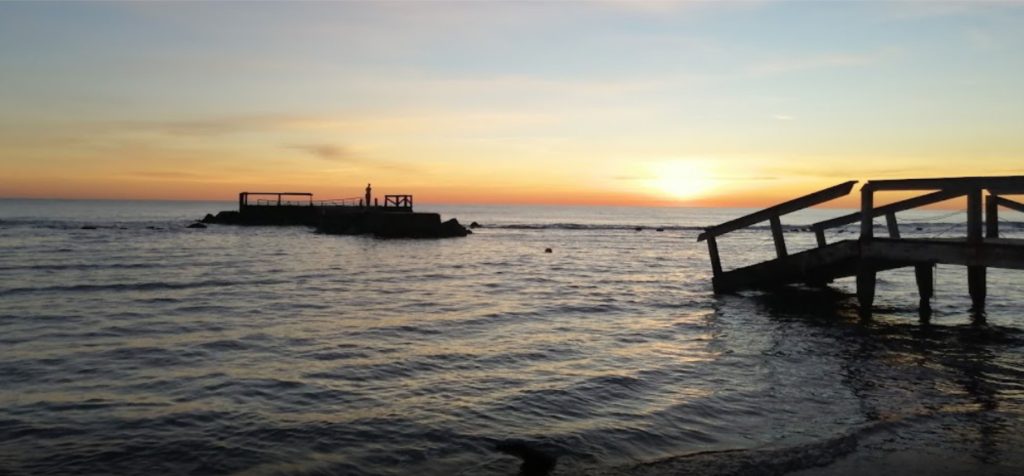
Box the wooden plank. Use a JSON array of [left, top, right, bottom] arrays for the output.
[[713, 237, 1024, 293], [697, 181, 856, 242], [862, 238, 1024, 270], [712, 240, 861, 292], [865, 175, 1024, 192], [996, 195, 1024, 214], [811, 189, 962, 233]]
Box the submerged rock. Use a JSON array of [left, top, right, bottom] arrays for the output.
[[186, 222, 207, 229], [81, 225, 97, 230], [495, 440, 557, 476]]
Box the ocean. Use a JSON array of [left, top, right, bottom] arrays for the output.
[[1, 199, 1023, 475]]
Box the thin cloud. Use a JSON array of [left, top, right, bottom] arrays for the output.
[[288, 143, 354, 162], [748, 48, 900, 76], [105, 115, 297, 136], [127, 170, 208, 179], [286, 143, 422, 174]]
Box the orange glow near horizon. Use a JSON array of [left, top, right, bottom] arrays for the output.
[[646, 161, 719, 202], [1, 171, 989, 211], [2, 3, 1023, 208]]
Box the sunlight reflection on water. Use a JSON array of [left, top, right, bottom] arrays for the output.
[[1, 200, 1022, 475]]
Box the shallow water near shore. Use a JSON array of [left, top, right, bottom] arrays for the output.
[[2, 199, 1023, 475]]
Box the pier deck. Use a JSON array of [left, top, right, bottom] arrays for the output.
[[698, 176, 1024, 316]]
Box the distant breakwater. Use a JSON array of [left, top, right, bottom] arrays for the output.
[[201, 207, 470, 238]]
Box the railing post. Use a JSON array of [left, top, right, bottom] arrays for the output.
[[986, 194, 999, 238], [814, 227, 827, 247], [885, 212, 900, 238], [967, 188, 982, 243], [707, 236, 723, 278], [769, 214, 787, 258], [857, 184, 875, 315], [860, 185, 874, 239]]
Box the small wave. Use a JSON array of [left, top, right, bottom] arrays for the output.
[[0, 262, 162, 272], [485, 223, 706, 232], [0, 278, 290, 297]]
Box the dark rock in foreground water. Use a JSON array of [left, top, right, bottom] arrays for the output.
[[495, 440, 558, 476]]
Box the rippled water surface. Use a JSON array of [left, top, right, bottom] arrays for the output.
[[2, 199, 1023, 475]]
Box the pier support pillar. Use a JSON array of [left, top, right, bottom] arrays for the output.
[[986, 195, 999, 238], [915, 264, 934, 321], [856, 265, 875, 316], [968, 266, 986, 312], [966, 188, 986, 314], [857, 186, 875, 316]]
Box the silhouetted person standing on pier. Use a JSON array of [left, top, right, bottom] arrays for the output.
[[365, 183, 372, 208]]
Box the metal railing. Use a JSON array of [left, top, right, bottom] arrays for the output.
[[384, 195, 413, 209]]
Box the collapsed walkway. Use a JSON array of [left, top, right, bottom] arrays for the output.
[[698, 176, 1024, 315]]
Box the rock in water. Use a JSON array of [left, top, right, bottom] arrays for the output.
[[201, 211, 241, 225], [544, 248, 552, 253], [495, 440, 557, 476], [439, 218, 471, 237], [469, 221, 482, 228], [186, 222, 207, 229]]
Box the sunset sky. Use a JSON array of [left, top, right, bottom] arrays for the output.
[[2, 1, 1022, 206]]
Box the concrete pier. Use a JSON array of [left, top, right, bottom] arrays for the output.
[[202, 191, 469, 238]]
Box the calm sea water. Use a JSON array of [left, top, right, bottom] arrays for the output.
[[2, 199, 1023, 475]]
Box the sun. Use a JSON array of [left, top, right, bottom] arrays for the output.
[[647, 161, 718, 201]]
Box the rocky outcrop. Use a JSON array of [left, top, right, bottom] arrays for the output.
[[201, 211, 241, 224]]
